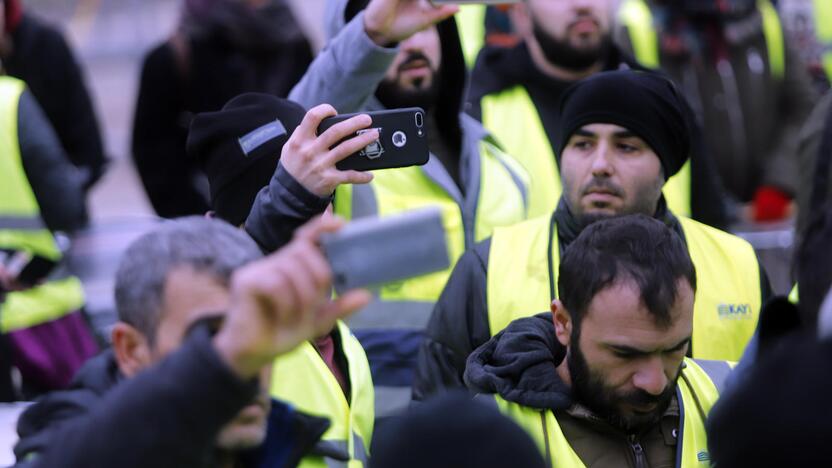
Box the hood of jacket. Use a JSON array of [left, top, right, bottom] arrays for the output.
[[14, 350, 122, 460], [464, 313, 573, 411], [324, 0, 467, 149]]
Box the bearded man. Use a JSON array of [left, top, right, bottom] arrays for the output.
[[465, 214, 733, 467], [467, 0, 725, 226]]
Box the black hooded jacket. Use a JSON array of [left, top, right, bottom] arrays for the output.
[[12, 325, 329, 468]]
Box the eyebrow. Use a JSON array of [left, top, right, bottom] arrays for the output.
[[605, 336, 692, 356], [613, 130, 638, 139]]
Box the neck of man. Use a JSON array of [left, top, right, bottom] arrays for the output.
[[555, 349, 573, 389], [526, 36, 605, 82]]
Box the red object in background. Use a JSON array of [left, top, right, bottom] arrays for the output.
[[752, 186, 792, 222], [3, 0, 23, 33]]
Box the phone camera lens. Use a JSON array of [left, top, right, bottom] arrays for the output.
[[415, 112, 424, 128]]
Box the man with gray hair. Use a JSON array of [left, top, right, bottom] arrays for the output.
[[12, 216, 370, 468]]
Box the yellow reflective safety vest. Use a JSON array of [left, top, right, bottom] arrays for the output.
[[486, 214, 761, 361], [0, 77, 85, 333], [813, 0, 832, 83], [334, 133, 528, 416], [619, 0, 785, 80], [492, 358, 731, 467], [333, 137, 528, 326], [480, 85, 693, 219], [271, 321, 374, 468], [457, 5, 487, 67]]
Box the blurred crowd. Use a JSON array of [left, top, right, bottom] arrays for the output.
[[1, 0, 832, 466]]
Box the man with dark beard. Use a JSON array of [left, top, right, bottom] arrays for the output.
[[465, 214, 732, 467], [468, 0, 726, 226], [413, 70, 770, 400], [246, 0, 532, 418]]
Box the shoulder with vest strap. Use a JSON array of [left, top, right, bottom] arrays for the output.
[[678, 216, 761, 361], [270, 320, 374, 468], [480, 85, 561, 218], [813, 0, 832, 83]]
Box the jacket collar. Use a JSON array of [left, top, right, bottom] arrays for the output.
[[464, 313, 572, 410]]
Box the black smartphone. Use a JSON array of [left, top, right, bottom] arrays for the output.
[[321, 208, 450, 294], [0, 249, 57, 287], [317, 107, 429, 171]]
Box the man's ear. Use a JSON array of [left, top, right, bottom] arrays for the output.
[[551, 299, 572, 347], [111, 323, 153, 378]]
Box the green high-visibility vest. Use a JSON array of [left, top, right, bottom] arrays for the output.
[[619, 0, 785, 79], [457, 5, 487, 68], [333, 138, 528, 324], [813, 0, 832, 83], [480, 85, 693, 219], [486, 213, 762, 361], [271, 321, 374, 468], [492, 358, 732, 468], [0, 76, 85, 332]]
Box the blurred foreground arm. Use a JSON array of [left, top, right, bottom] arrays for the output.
[[14, 218, 369, 468]]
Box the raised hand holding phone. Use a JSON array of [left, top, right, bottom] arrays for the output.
[[279, 104, 378, 197]]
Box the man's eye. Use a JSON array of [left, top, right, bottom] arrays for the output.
[[618, 143, 638, 153], [613, 351, 636, 359], [572, 140, 593, 150]]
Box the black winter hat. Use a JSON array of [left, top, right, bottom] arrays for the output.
[[554, 70, 691, 180], [187, 93, 306, 226], [370, 393, 547, 468]]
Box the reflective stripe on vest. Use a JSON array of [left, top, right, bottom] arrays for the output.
[[813, 0, 832, 83], [457, 5, 487, 67], [0, 77, 85, 331], [486, 214, 761, 361], [491, 358, 728, 467], [271, 321, 374, 468], [620, 0, 785, 79], [480, 85, 693, 218]]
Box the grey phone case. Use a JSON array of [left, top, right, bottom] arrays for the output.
[[322, 208, 451, 294]]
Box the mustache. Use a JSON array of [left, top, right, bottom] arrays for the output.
[[580, 178, 624, 197], [397, 52, 433, 73]]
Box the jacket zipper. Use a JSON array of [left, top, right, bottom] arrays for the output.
[[628, 434, 649, 468]]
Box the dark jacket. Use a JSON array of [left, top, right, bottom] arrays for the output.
[[614, 2, 817, 202], [132, 19, 313, 218], [12, 325, 329, 468], [16, 89, 88, 232], [467, 42, 730, 229], [796, 90, 832, 236], [4, 13, 107, 190], [465, 314, 682, 468], [412, 201, 772, 400]]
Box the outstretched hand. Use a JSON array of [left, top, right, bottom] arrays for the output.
[[363, 0, 458, 46], [214, 216, 371, 379]]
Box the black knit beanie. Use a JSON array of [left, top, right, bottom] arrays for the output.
[[554, 70, 691, 180], [187, 93, 306, 226]]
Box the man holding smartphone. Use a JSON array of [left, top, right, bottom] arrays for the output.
[[246, 0, 532, 418], [468, 0, 727, 227]]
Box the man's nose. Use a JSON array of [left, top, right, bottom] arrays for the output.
[[401, 29, 431, 53], [589, 141, 614, 177], [632, 357, 669, 396]]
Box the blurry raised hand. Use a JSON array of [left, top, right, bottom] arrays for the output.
[[214, 216, 371, 378], [363, 0, 458, 46]]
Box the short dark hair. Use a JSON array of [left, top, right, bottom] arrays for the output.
[[115, 217, 262, 343], [558, 214, 697, 330]]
